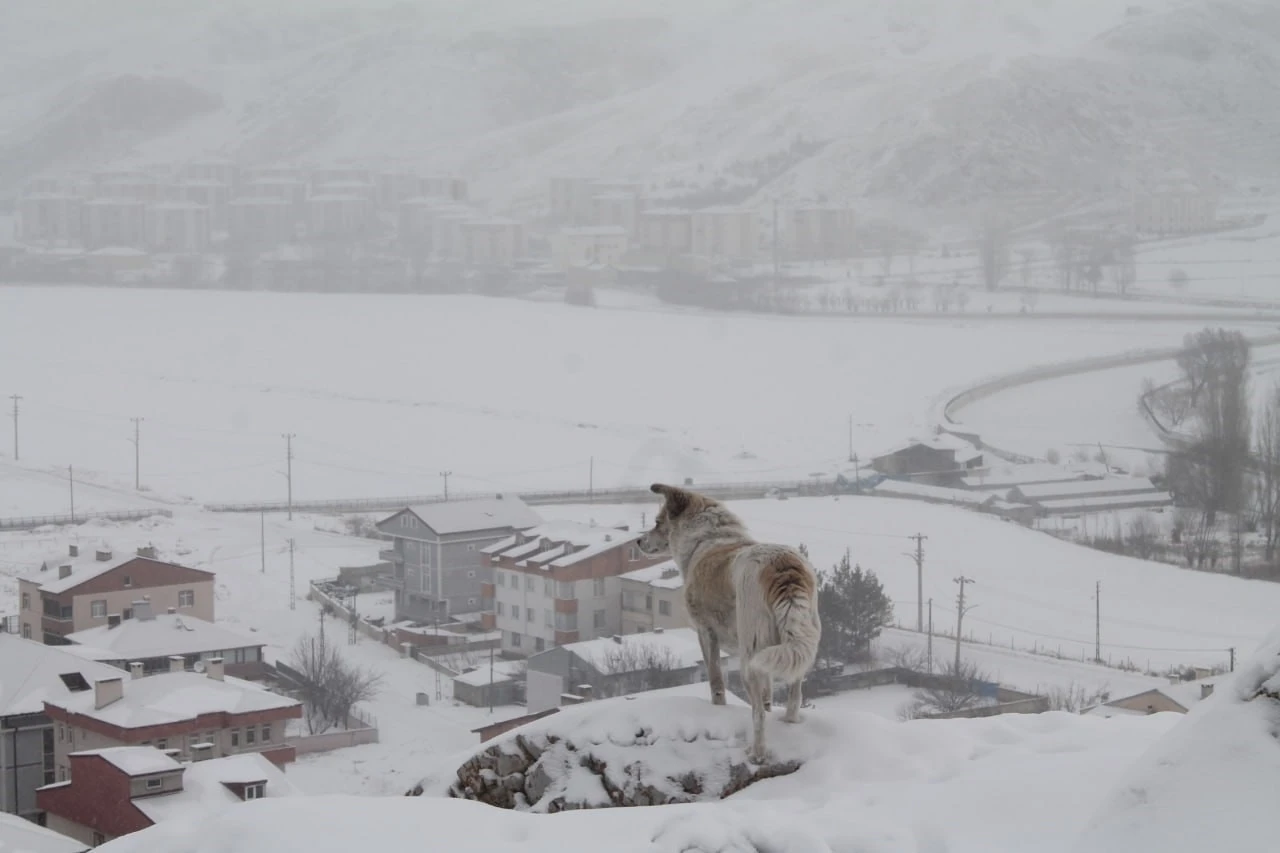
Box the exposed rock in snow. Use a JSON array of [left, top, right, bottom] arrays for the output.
[[428, 693, 803, 811], [1074, 627, 1280, 853]]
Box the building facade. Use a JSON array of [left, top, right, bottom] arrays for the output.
[[375, 497, 542, 623], [618, 560, 688, 635], [481, 522, 668, 654], [64, 611, 266, 680], [787, 206, 856, 260], [19, 552, 216, 645], [552, 226, 629, 271], [691, 208, 758, 261]]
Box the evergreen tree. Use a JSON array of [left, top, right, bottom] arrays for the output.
[[818, 552, 893, 665]]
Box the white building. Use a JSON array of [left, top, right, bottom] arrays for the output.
[[787, 206, 856, 260], [552, 226, 629, 271], [692, 207, 758, 261], [145, 203, 211, 253]]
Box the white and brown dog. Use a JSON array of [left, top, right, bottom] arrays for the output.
[[637, 483, 821, 763]]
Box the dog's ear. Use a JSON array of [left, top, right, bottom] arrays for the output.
[[650, 483, 692, 516]]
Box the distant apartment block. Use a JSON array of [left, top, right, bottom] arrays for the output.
[[549, 177, 600, 223], [638, 209, 694, 258], [787, 206, 856, 260], [81, 199, 147, 249], [460, 219, 527, 266], [375, 497, 542, 623], [1132, 188, 1218, 235], [481, 521, 668, 655], [691, 207, 758, 261], [226, 198, 297, 246], [17, 194, 84, 245], [618, 560, 688, 634], [181, 160, 239, 186], [419, 176, 468, 202], [42, 659, 302, 781], [18, 548, 215, 645], [306, 194, 375, 239], [552, 226, 629, 271], [145, 203, 211, 252], [241, 177, 308, 206]]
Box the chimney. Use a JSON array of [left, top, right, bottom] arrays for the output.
[[136, 545, 157, 559], [167, 607, 176, 615], [169, 655, 185, 673], [132, 600, 154, 621], [576, 683, 593, 701], [94, 676, 124, 710], [69, 544, 79, 557], [190, 743, 214, 762], [95, 549, 113, 562], [1201, 683, 1215, 700], [107, 614, 121, 629], [206, 657, 224, 681], [129, 662, 145, 680], [59, 564, 72, 580]]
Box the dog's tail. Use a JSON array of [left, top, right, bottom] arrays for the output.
[[748, 550, 820, 683]]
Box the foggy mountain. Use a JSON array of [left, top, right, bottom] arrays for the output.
[[2, 0, 1278, 222]]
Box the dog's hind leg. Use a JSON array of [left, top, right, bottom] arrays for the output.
[[698, 627, 726, 705], [744, 662, 769, 763], [783, 678, 803, 723]]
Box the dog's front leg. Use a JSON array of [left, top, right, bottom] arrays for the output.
[[699, 628, 726, 705]]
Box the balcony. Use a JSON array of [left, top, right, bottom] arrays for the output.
[[480, 582, 495, 598], [554, 630, 580, 645], [553, 597, 578, 614]]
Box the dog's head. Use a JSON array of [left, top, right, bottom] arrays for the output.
[[637, 483, 706, 556]]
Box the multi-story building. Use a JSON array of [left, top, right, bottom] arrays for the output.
[[481, 521, 668, 655], [590, 192, 645, 237], [787, 206, 856, 261], [552, 226, 629, 271], [618, 560, 687, 635], [548, 177, 599, 223], [307, 194, 375, 239], [240, 178, 308, 206], [145, 202, 211, 253], [637, 209, 694, 259], [17, 194, 83, 245], [375, 497, 541, 623], [419, 176, 468, 202], [181, 160, 239, 187], [64, 610, 266, 679], [18, 549, 216, 645], [42, 658, 302, 781], [1132, 186, 1218, 235], [691, 207, 758, 261], [0, 636, 125, 822], [460, 219, 526, 267], [81, 199, 147, 250], [226, 198, 297, 246], [38, 747, 297, 848]]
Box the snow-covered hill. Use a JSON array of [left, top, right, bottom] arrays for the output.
[[4, 0, 1279, 222]]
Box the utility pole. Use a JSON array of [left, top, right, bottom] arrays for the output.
[[289, 538, 296, 610], [589, 456, 594, 504], [8, 395, 21, 461], [68, 465, 75, 522], [489, 644, 495, 714], [953, 575, 976, 672], [260, 511, 266, 574], [926, 598, 934, 673], [440, 470, 452, 501], [1094, 580, 1102, 663], [848, 415, 854, 462], [1230, 647, 1236, 672], [907, 534, 927, 632], [282, 434, 295, 520], [129, 417, 143, 490], [771, 200, 780, 288]]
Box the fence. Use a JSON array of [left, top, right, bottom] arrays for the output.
[[206, 479, 814, 516], [291, 706, 380, 755], [0, 508, 174, 531]]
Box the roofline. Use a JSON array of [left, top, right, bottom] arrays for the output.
[[25, 556, 215, 593]]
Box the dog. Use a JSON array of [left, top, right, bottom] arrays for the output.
[[636, 483, 821, 763]]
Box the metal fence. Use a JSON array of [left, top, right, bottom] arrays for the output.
[[0, 508, 174, 531]]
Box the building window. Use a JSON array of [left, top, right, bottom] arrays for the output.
[[593, 609, 606, 629], [544, 579, 553, 596], [58, 766, 67, 782], [179, 590, 195, 608], [91, 600, 107, 618], [496, 602, 504, 616], [525, 575, 535, 591], [468, 597, 477, 606], [555, 581, 574, 599], [246, 727, 257, 745], [58, 723, 64, 742], [156, 739, 167, 750], [545, 609, 553, 627], [21, 593, 29, 610], [123, 576, 132, 588], [526, 608, 534, 622], [497, 573, 505, 587], [467, 544, 477, 552], [146, 778, 163, 790], [628, 545, 641, 561], [245, 783, 265, 800], [511, 605, 520, 620], [510, 631, 522, 648], [467, 570, 476, 578], [92, 831, 105, 846], [593, 578, 606, 598], [21, 623, 31, 639], [231, 729, 240, 748], [535, 637, 546, 652], [645, 594, 653, 611], [262, 723, 271, 742], [659, 599, 672, 616]]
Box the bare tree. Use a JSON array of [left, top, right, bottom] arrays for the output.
[[1043, 682, 1111, 713], [1125, 514, 1162, 561], [1256, 384, 1280, 564], [1168, 267, 1189, 292], [1177, 329, 1252, 525], [978, 215, 1011, 291], [598, 642, 687, 696], [898, 661, 991, 720], [291, 635, 384, 734], [1110, 237, 1137, 296]]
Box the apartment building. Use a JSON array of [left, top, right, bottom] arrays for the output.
[[787, 206, 856, 260], [145, 202, 211, 253], [638, 209, 695, 259], [552, 226, 629, 271], [691, 207, 759, 261], [0, 636, 125, 821], [38, 747, 297, 848], [618, 560, 688, 634], [375, 497, 541, 623], [460, 218, 527, 267], [18, 549, 215, 645], [481, 521, 668, 655], [42, 658, 302, 781]]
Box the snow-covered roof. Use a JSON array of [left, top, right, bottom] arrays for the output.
[[1010, 477, 1159, 501], [0, 634, 128, 717], [45, 671, 299, 729], [641, 207, 694, 217], [65, 614, 262, 660], [561, 627, 718, 673], [872, 479, 996, 506], [559, 226, 627, 237], [20, 554, 212, 595], [133, 752, 300, 825], [960, 463, 1099, 490], [696, 206, 756, 215], [870, 432, 981, 461], [619, 560, 683, 590], [487, 521, 640, 569], [74, 745, 183, 776], [89, 247, 148, 257], [1034, 493, 1173, 513], [397, 497, 541, 536], [228, 198, 290, 206], [0, 810, 88, 853], [454, 660, 526, 687]]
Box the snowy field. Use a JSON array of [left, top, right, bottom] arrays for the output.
[[0, 286, 1269, 512]]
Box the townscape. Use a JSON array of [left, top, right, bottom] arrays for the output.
[[4, 2, 1280, 852]]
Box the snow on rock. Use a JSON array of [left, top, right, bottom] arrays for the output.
[[417, 694, 807, 811], [1073, 627, 1280, 853]]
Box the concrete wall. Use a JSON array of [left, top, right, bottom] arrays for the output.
[[0, 715, 52, 817]]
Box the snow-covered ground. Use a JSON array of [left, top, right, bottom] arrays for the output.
[[0, 286, 1266, 512]]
